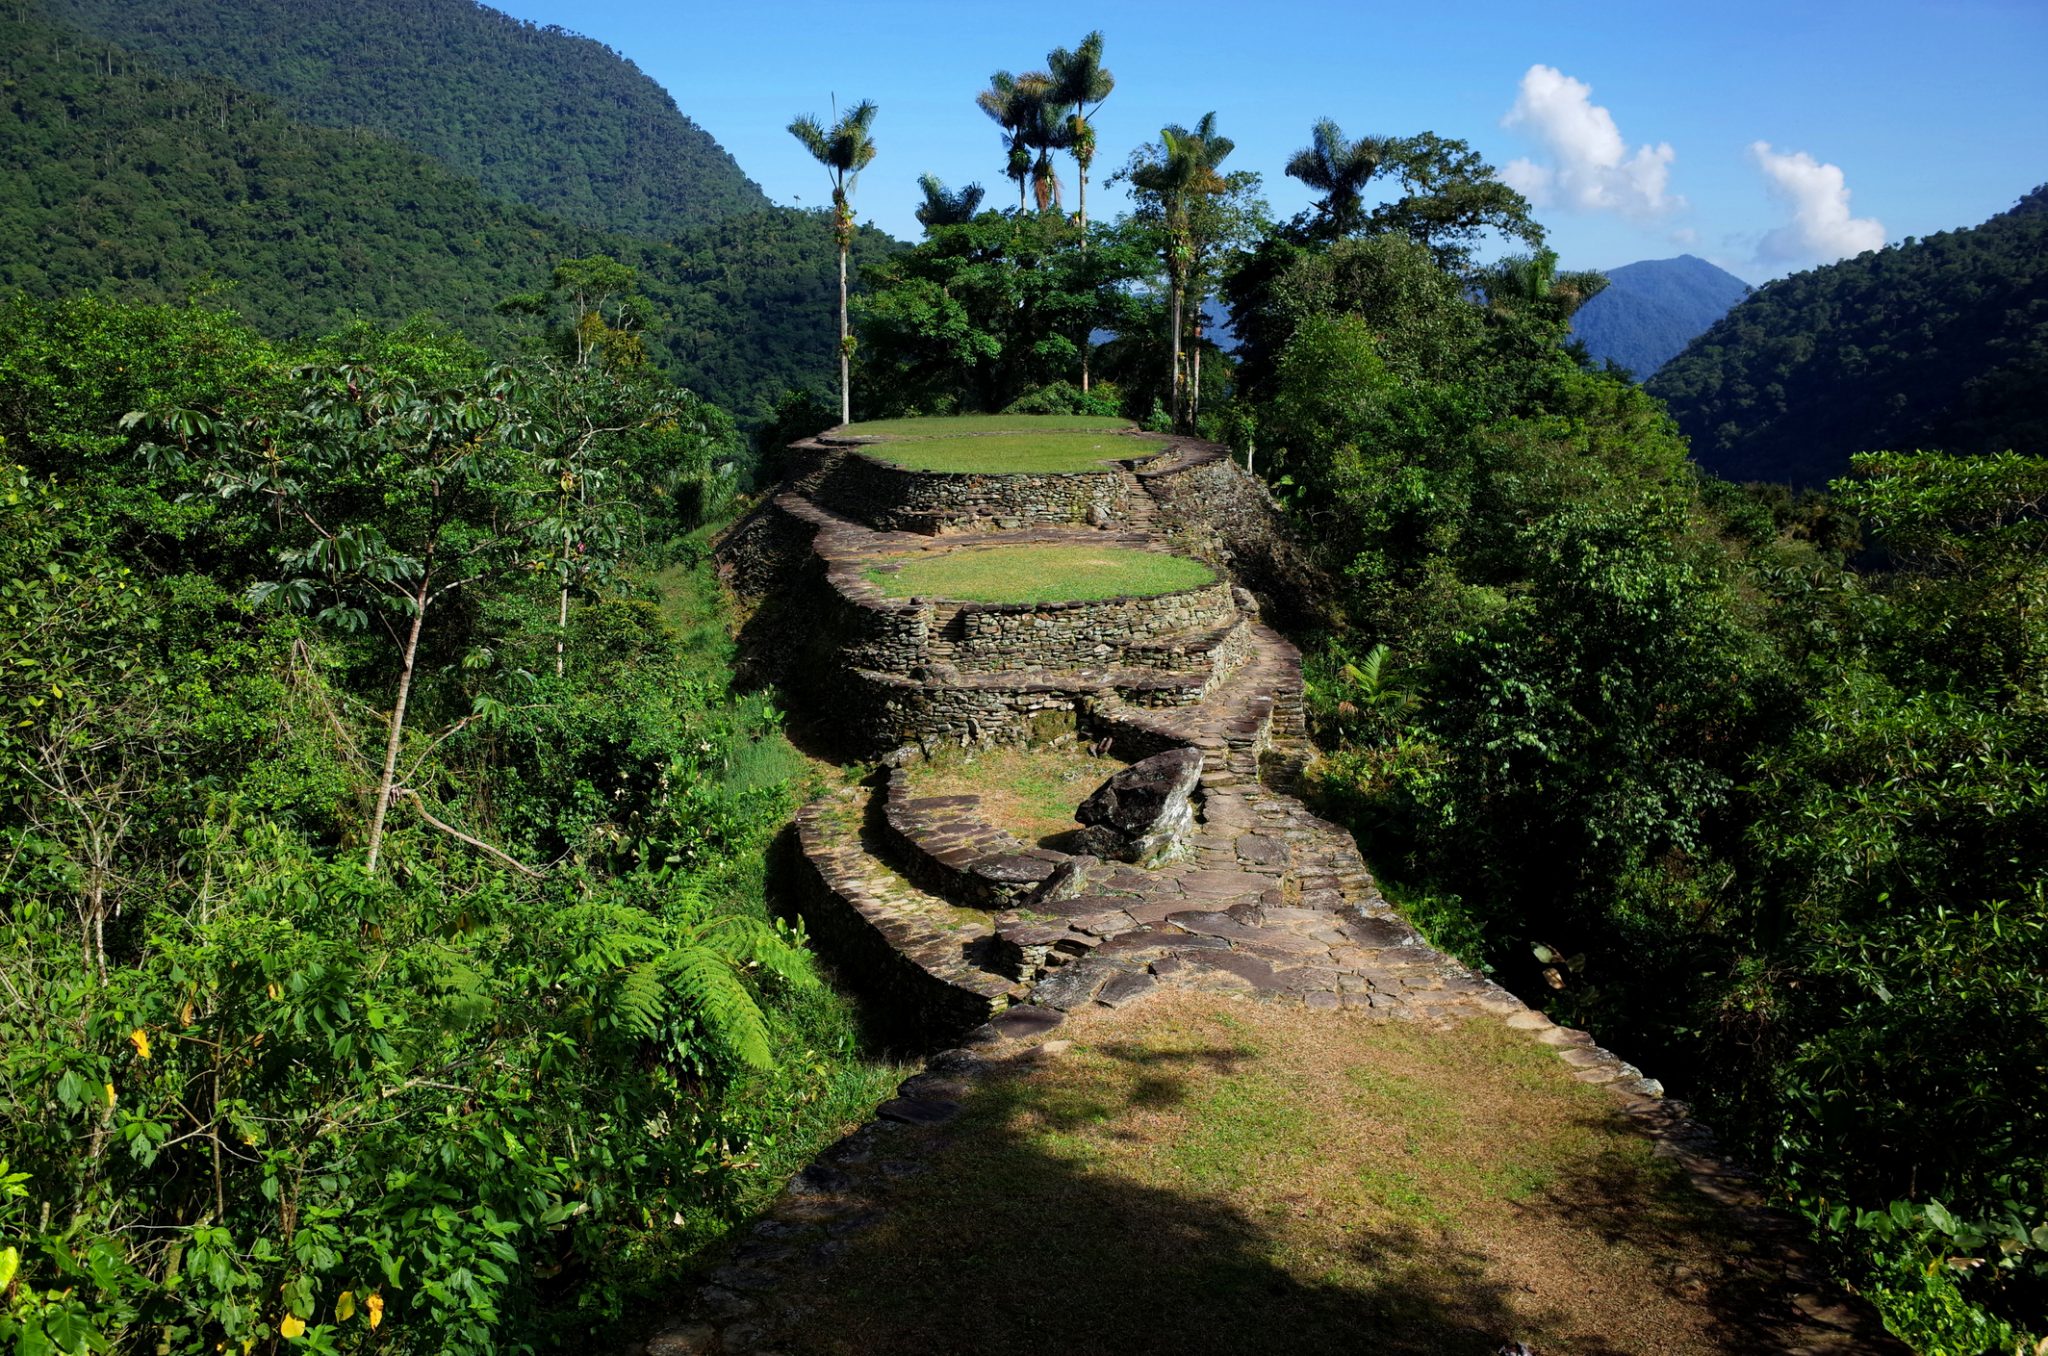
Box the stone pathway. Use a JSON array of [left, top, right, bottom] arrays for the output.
[[673, 430, 1909, 1355]]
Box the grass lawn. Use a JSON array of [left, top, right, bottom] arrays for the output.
[[842, 415, 1134, 438], [856, 431, 1169, 475], [787, 994, 1786, 1356], [905, 743, 1127, 848], [867, 545, 1215, 605]]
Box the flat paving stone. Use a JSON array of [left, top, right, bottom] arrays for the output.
[[986, 1006, 1063, 1039], [1176, 870, 1280, 898], [1096, 971, 1159, 1008], [1032, 963, 1113, 1010], [876, 1097, 960, 1126]]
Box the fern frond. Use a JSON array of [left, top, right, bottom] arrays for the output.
[[661, 948, 773, 1071], [697, 915, 818, 990]]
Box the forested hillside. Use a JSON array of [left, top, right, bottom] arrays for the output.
[[0, 294, 903, 1353], [1651, 186, 2048, 485], [1568, 254, 1750, 378], [39, 0, 767, 236], [0, 12, 896, 421]]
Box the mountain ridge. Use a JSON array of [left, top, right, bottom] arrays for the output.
[[1650, 186, 2048, 486], [1568, 254, 1751, 379], [38, 0, 768, 237], [0, 8, 897, 420]]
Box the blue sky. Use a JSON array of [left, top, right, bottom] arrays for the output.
[[492, 0, 2047, 282]]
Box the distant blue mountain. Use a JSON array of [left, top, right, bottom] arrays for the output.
[[1570, 255, 1752, 379]]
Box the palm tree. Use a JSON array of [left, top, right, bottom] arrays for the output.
[[788, 98, 878, 426], [1284, 117, 1387, 238], [1131, 113, 1233, 430], [976, 72, 1034, 211], [914, 174, 985, 232], [1476, 249, 1608, 324], [1048, 32, 1114, 233], [978, 71, 1065, 213]]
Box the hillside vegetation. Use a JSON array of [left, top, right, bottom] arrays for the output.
[[40, 0, 767, 236], [1651, 186, 2048, 485], [0, 296, 900, 1352], [0, 11, 897, 421], [1568, 254, 1750, 379]]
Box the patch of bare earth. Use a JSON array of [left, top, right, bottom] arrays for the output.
[[785, 991, 1805, 1355]]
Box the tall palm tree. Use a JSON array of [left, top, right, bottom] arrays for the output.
[[1048, 32, 1114, 233], [976, 72, 1034, 211], [978, 71, 1066, 213], [914, 173, 985, 232], [1284, 118, 1387, 238], [1132, 113, 1233, 430], [788, 98, 878, 426]]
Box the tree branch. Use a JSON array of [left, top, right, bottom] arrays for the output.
[[392, 788, 543, 879]]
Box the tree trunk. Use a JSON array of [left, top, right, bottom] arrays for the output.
[[1191, 312, 1204, 423], [837, 242, 851, 426], [1167, 280, 1184, 431], [555, 576, 568, 678], [366, 566, 432, 874]]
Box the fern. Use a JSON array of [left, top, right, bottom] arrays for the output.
[[550, 885, 810, 1074], [661, 947, 773, 1071]]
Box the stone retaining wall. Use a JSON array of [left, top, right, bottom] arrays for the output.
[[1142, 448, 1331, 626], [786, 804, 1019, 1041], [811, 446, 1140, 535], [850, 671, 1085, 754], [944, 580, 1235, 672], [879, 770, 1068, 908]]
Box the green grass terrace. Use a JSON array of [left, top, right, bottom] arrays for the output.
[[838, 414, 1169, 474], [866, 544, 1216, 606]]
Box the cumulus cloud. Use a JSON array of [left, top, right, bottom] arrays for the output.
[[1500, 64, 1680, 218], [1750, 142, 1885, 265]]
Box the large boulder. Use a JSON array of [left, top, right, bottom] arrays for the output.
[[1075, 748, 1204, 866]]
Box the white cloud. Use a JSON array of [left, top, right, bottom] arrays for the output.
[[1750, 142, 1885, 265], [1501, 64, 1681, 218]]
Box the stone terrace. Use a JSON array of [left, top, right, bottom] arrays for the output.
[[676, 417, 1906, 1356]]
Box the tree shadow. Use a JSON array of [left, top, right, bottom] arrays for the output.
[[1506, 1112, 1901, 1352], [780, 1042, 1620, 1356]]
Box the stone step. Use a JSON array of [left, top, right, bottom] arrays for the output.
[[791, 790, 1029, 1044], [878, 770, 1071, 910], [1119, 614, 1252, 675]]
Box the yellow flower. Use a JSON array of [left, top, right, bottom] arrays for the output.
[[279, 1315, 305, 1340], [129, 1028, 152, 1060], [104, 1082, 116, 1107], [366, 1293, 384, 1329]]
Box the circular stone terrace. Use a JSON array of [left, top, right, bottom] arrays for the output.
[[832, 414, 1169, 475]]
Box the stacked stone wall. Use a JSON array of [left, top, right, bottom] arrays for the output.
[[945, 581, 1234, 672], [849, 672, 1084, 753], [812, 449, 1139, 534], [1143, 451, 1331, 626]]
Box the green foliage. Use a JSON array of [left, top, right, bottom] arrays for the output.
[[0, 11, 901, 423], [1248, 200, 2048, 1345], [0, 299, 895, 1353], [1650, 185, 2048, 487], [852, 212, 1150, 416], [1003, 381, 1125, 418], [40, 0, 767, 236]]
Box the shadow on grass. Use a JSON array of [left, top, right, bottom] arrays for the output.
[[788, 1043, 1623, 1356], [779, 1030, 1902, 1356]]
